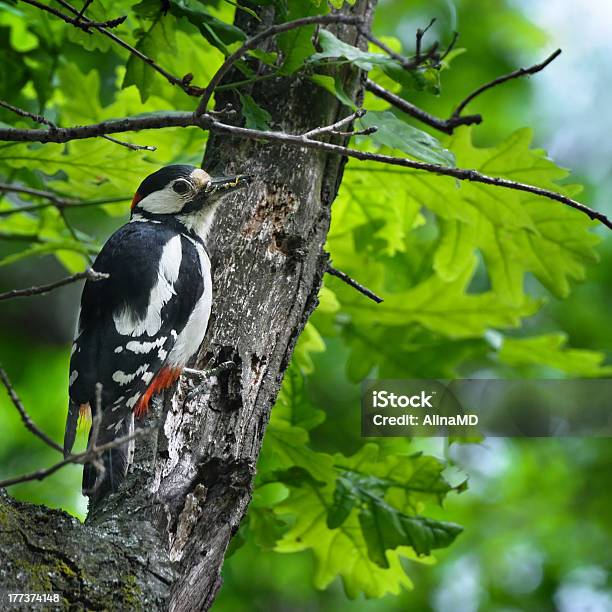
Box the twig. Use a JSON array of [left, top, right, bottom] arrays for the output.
[[18, 0, 126, 32], [0, 366, 64, 453], [0, 100, 56, 129], [206, 117, 612, 232], [358, 27, 439, 71], [2, 98, 156, 152], [415, 18, 436, 62], [365, 50, 561, 134], [451, 49, 562, 118], [0, 111, 198, 143], [0, 182, 72, 207], [0, 231, 42, 242], [44, 0, 201, 95], [364, 79, 481, 134], [102, 135, 156, 151], [326, 264, 383, 304], [57, 206, 95, 265], [87, 383, 104, 487], [74, 0, 93, 22], [0, 183, 128, 216], [0, 111, 609, 231], [0, 425, 154, 488], [0, 268, 108, 301], [440, 31, 459, 62], [196, 14, 364, 114], [303, 109, 366, 138]]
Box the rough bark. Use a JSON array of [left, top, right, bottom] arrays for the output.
[[0, 2, 375, 609]]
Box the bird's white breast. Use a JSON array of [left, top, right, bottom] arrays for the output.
[[167, 238, 212, 368]]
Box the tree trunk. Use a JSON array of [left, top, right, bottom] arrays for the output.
[[0, 2, 375, 609]]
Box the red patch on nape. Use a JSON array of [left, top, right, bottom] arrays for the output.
[[131, 191, 143, 210], [133, 367, 182, 418]]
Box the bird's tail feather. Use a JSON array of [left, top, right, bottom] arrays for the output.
[[82, 413, 134, 501]]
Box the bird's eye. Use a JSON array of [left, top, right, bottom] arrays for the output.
[[172, 180, 191, 195]]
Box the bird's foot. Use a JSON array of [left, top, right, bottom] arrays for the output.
[[183, 361, 236, 402]]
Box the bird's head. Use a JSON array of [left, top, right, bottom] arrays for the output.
[[130, 164, 252, 234]]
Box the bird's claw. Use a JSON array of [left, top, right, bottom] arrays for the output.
[[184, 361, 236, 402]]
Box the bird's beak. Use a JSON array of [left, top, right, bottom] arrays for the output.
[[205, 174, 254, 195]]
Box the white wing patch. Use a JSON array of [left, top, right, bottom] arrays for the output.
[[126, 337, 166, 354], [69, 370, 78, 386], [112, 235, 182, 337], [126, 391, 142, 409], [112, 364, 150, 386]]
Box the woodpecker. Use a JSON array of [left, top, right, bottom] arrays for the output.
[[64, 164, 251, 500]]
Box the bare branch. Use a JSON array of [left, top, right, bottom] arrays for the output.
[[0, 183, 128, 216], [358, 27, 439, 71], [0, 100, 56, 129], [57, 206, 95, 264], [452, 49, 562, 118], [0, 231, 42, 242], [46, 0, 202, 95], [0, 366, 64, 453], [326, 264, 383, 303], [0, 268, 108, 301], [0, 425, 154, 488], [364, 79, 481, 134], [206, 117, 612, 232], [440, 31, 459, 62], [0, 182, 72, 207], [415, 18, 436, 62], [0, 111, 609, 231], [303, 109, 366, 138], [365, 50, 561, 134], [74, 0, 93, 22], [102, 135, 157, 151], [2, 98, 157, 152], [195, 14, 364, 114], [0, 111, 199, 143], [18, 0, 126, 31]]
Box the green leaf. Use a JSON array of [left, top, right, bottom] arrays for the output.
[[498, 334, 612, 377], [274, 483, 415, 598], [309, 74, 356, 109], [434, 218, 477, 281], [327, 475, 359, 529], [291, 321, 325, 374], [275, 363, 325, 431], [263, 418, 334, 483], [122, 18, 177, 103], [359, 501, 462, 566], [252, 482, 290, 508], [238, 92, 272, 130], [0, 240, 92, 267], [310, 29, 396, 71], [169, 0, 246, 50], [270, 443, 461, 597], [277, 2, 327, 75], [345, 258, 539, 339], [360, 110, 456, 166]]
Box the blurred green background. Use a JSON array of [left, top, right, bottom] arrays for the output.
[[1, 0, 611, 610]]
